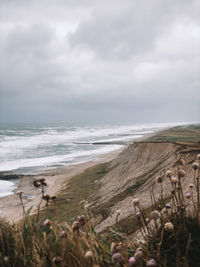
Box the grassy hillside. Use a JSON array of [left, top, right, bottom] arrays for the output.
[[1, 153, 200, 266], [39, 124, 200, 229], [0, 125, 200, 266]]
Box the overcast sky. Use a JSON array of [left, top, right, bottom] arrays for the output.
[[0, 0, 199, 124]]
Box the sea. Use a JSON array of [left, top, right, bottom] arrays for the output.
[[0, 122, 188, 197]]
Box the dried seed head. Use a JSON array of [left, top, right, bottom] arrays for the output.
[[179, 159, 185, 166], [85, 251, 93, 258], [150, 210, 160, 220], [43, 218, 51, 227], [178, 169, 186, 178], [43, 194, 50, 201], [166, 170, 173, 178], [164, 222, 174, 232], [39, 178, 45, 182], [41, 181, 47, 186], [72, 221, 79, 232], [165, 203, 171, 209], [146, 258, 157, 267], [185, 192, 191, 199], [156, 176, 162, 183], [192, 162, 199, 170], [129, 257, 136, 266], [189, 183, 194, 189], [77, 215, 86, 227], [171, 176, 178, 184], [33, 180, 40, 188], [132, 198, 140, 206]]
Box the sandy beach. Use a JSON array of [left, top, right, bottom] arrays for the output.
[[0, 148, 123, 223]]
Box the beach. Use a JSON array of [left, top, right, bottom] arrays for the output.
[[0, 148, 123, 222]]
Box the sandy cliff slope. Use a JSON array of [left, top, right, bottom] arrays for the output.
[[91, 139, 200, 232]]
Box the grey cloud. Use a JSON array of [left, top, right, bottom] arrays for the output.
[[69, 0, 198, 60], [0, 0, 199, 123]]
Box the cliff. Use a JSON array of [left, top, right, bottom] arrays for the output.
[[89, 126, 200, 232]]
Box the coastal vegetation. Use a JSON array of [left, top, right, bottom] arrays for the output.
[[0, 125, 200, 266]]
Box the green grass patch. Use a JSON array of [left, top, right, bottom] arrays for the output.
[[40, 162, 112, 223], [147, 125, 200, 143]]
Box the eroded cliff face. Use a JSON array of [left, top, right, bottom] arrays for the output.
[[91, 141, 198, 232]]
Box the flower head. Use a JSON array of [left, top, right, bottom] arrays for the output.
[[53, 257, 62, 264], [179, 159, 185, 166], [72, 221, 79, 232], [165, 203, 171, 209], [185, 192, 191, 199], [146, 258, 157, 267], [61, 230, 67, 238], [189, 183, 194, 189], [178, 169, 186, 178], [150, 210, 160, 220], [129, 257, 136, 266], [43, 218, 51, 227], [164, 222, 174, 232], [166, 170, 173, 178], [134, 249, 144, 262], [112, 253, 122, 264], [85, 251, 93, 258], [171, 176, 178, 184], [156, 176, 162, 183], [77, 215, 86, 227], [132, 198, 140, 206], [192, 162, 199, 170]]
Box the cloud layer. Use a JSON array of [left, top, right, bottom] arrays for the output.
[[0, 0, 199, 123]]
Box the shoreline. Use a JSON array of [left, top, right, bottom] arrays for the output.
[[0, 126, 188, 222], [0, 147, 124, 222]]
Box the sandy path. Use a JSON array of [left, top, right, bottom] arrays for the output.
[[0, 150, 122, 223]]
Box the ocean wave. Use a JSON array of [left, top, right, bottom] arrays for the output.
[[0, 180, 16, 198], [0, 122, 188, 173]]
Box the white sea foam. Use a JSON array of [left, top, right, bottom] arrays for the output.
[[0, 180, 16, 198], [0, 122, 189, 174], [0, 122, 192, 197], [0, 144, 123, 172]]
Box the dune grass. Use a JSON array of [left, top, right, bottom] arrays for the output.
[[1, 152, 200, 266], [39, 162, 113, 223]]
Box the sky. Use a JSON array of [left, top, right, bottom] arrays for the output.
[[0, 0, 199, 124]]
